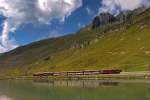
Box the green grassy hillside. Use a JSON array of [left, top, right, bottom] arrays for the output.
[[0, 8, 150, 76]]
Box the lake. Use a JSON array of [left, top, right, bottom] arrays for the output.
[[0, 79, 150, 100]]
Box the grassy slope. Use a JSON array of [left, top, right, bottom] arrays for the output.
[[0, 8, 150, 76]]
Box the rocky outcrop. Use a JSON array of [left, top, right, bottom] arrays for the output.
[[92, 12, 117, 29], [116, 7, 147, 22], [116, 11, 131, 22], [91, 7, 148, 29]]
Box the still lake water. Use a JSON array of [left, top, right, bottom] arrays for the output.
[[0, 79, 150, 100]]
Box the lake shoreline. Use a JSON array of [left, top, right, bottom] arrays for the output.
[[1, 71, 150, 80]]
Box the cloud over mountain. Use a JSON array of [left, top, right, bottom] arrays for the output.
[[99, 0, 150, 14], [0, 0, 82, 53]]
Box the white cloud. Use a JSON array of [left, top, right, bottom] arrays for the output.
[[0, 0, 82, 53], [0, 45, 6, 53], [48, 30, 63, 38], [36, 30, 62, 42], [78, 22, 85, 28], [86, 6, 94, 16], [99, 0, 150, 14]]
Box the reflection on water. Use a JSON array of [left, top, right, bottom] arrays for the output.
[[0, 79, 150, 100], [33, 79, 119, 87], [0, 95, 12, 100]]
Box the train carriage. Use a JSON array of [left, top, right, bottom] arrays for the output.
[[33, 69, 122, 77]]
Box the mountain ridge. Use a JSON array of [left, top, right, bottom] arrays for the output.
[[0, 7, 150, 76]]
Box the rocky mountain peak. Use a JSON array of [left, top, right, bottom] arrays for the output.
[[92, 12, 116, 29]]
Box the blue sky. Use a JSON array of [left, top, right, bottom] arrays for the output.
[[0, 0, 100, 46]]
